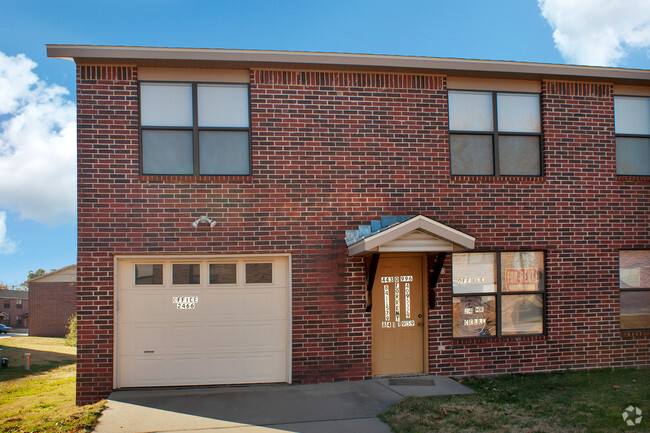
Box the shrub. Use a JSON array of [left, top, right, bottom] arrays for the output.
[[65, 314, 77, 347]]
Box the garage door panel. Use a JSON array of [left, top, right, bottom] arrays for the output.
[[120, 357, 165, 386], [121, 293, 172, 321], [117, 256, 289, 388], [207, 325, 243, 348], [243, 290, 286, 317], [205, 292, 244, 316], [121, 326, 165, 355], [244, 353, 286, 381], [167, 357, 205, 382], [167, 326, 204, 350], [244, 323, 286, 349], [206, 356, 244, 381]]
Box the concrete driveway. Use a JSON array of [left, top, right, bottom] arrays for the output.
[[94, 376, 473, 433]]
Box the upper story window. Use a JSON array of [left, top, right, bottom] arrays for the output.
[[140, 82, 250, 176], [448, 91, 541, 176], [614, 96, 650, 176], [16, 300, 22, 309]]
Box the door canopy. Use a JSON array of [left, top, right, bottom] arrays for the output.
[[345, 215, 475, 256]]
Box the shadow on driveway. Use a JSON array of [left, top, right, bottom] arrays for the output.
[[95, 377, 473, 433]]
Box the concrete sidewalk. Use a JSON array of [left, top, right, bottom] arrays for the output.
[[94, 376, 473, 433]]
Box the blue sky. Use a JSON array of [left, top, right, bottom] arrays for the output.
[[0, 0, 649, 287]]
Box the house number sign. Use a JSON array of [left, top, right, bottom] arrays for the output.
[[380, 275, 415, 328], [172, 296, 198, 310]]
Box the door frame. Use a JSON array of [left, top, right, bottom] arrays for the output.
[[371, 252, 429, 377]]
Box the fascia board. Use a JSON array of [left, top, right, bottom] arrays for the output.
[[46, 45, 650, 82]]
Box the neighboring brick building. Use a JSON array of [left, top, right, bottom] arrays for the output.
[[47, 45, 649, 405], [0, 289, 28, 328], [28, 265, 76, 337]]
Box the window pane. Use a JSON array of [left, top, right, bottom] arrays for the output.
[[452, 296, 496, 337], [616, 137, 650, 176], [141, 83, 193, 127], [501, 294, 543, 335], [497, 93, 540, 133], [620, 251, 650, 288], [173, 264, 200, 285], [198, 84, 249, 127], [621, 291, 650, 330], [199, 131, 250, 175], [448, 91, 493, 131], [209, 264, 237, 284], [452, 253, 497, 294], [498, 136, 541, 175], [142, 130, 194, 175], [246, 263, 272, 284], [135, 264, 163, 285], [615, 96, 650, 134], [450, 134, 494, 175], [501, 251, 544, 292]]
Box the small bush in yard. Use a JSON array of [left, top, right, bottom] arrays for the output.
[[65, 314, 76, 347]]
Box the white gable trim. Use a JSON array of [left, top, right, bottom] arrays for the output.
[[347, 215, 475, 256]]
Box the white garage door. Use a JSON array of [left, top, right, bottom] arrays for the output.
[[116, 256, 290, 388]]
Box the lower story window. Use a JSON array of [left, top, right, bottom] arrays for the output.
[[620, 250, 650, 330], [452, 251, 545, 338]]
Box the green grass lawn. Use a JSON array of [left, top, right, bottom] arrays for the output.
[[381, 368, 650, 433], [0, 337, 105, 432]]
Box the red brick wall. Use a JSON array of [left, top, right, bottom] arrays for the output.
[[76, 65, 139, 404], [28, 282, 75, 337], [76, 65, 649, 404]]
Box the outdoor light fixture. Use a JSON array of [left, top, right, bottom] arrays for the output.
[[192, 216, 217, 228]]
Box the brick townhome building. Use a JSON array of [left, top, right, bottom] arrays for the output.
[[28, 265, 76, 337], [0, 289, 28, 328], [47, 46, 649, 404]]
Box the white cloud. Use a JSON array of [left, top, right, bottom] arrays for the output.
[[539, 0, 650, 66], [0, 51, 76, 225], [0, 211, 17, 255]]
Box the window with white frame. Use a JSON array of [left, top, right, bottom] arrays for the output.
[[448, 91, 542, 176], [452, 251, 545, 338], [614, 96, 650, 176], [140, 82, 250, 175], [619, 250, 650, 330]]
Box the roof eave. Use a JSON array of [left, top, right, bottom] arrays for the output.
[[46, 45, 650, 83]]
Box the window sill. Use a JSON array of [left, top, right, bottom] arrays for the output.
[[452, 334, 546, 344], [614, 175, 650, 184], [450, 175, 545, 184], [620, 329, 650, 337], [140, 175, 254, 184]]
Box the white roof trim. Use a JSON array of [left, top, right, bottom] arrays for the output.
[[347, 215, 475, 256]]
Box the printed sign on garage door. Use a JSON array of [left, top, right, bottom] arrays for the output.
[[116, 256, 290, 388]]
